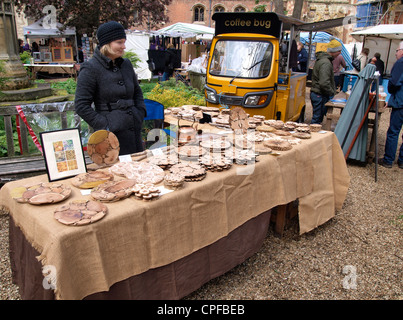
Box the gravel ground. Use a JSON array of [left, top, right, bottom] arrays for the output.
[[0, 94, 402, 300]]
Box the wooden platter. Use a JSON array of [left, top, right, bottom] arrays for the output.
[[71, 170, 114, 189], [229, 107, 249, 134], [110, 161, 165, 184], [170, 162, 206, 182], [164, 173, 185, 189], [54, 199, 107, 226], [91, 179, 137, 202], [199, 153, 233, 171], [11, 182, 71, 205], [87, 130, 120, 166], [263, 139, 293, 151], [132, 183, 161, 201]]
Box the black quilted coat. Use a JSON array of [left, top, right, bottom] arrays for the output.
[[75, 47, 146, 155]]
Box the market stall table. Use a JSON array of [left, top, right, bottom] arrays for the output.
[[1, 124, 350, 300], [24, 64, 77, 79]]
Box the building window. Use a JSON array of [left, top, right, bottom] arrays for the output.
[[214, 5, 225, 13], [234, 6, 246, 12], [194, 5, 204, 22]]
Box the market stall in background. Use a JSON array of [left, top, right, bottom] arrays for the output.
[[23, 18, 79, 78], [148, 22, 214, 85]]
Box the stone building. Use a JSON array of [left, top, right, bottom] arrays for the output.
[[163, 0, 356, 43], [162, 0, 403, 44]]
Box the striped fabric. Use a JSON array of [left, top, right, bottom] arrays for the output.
[[300, 31, 353, 70]]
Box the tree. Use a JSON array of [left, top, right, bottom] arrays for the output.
[[292, 0, 304, 20], [15, 0, 172, 36], [273, 0, 284, 15]]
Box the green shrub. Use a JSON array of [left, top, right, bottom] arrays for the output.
[[50, 78, 77, 94], [123, 50, 141, 69], [144, 78, 205, 108]]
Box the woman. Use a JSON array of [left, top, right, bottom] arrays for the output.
[[75, 21, 146, 155]]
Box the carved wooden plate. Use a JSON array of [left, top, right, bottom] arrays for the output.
[[199, 153, 232, 171], [170, 162, 206, 181], [254, 143, 273, 155], [54, 199, 107, 226], [87, 130, 120, 166], [132, 183, 161, 201], [309, 124, 322, 132], [263, 139, 293, 151], [200, 137, 232, 151], [229, 107, 249, 134], [175, 144, 207, 158], [11, 182, 71, 205], [292, 132, 311, 139], [90, 179, 137, 202], [164, 173, 185, 189], [110, 162, 165, 184], [71, 170, 114, 189]]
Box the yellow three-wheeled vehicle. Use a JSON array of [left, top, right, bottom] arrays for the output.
[[205, 12, 307, 122]]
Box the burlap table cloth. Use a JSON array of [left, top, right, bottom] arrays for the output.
[[0, 129, 349, 300]]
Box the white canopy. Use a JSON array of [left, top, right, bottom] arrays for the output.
[[23, 18, 76, 37], [351, 24, 403, 40], [156, 22, 214, 39], [125, 31, 152, 80]]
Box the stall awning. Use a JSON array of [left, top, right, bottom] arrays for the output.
[[155, 22, 215, 39], [23, 18, 76, 37], [351, 24, 403, 40]]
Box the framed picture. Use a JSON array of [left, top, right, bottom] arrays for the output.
[[63, 47, 74, 62], [42, 51, 52, 62], [33, 52, 41, 63], [40, 128, 87, 182], [52, 47, 63, 62]]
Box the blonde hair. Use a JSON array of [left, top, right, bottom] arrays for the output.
[[100, 43, 114, 57]]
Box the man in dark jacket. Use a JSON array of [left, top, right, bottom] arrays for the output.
[[162, 44, 176, 81], [310, 50, 336, 124], [378, 41, 403, 169], [75, 21, 146, 155]]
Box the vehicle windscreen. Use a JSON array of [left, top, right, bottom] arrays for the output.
[[209, 40, 273, 79]]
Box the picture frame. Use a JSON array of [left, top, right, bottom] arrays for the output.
[[51, 47, 74, 63], [42, 51, 52, 62], [40, 128, 87, 182], [51, 47, 63, 62], [63, 47, 74, 62], [33, 52, 41, 63]]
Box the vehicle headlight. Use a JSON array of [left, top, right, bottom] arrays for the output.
[[244, 94, 268, 106], [243, 90, 273, 108], [205, 87, 217, 103]]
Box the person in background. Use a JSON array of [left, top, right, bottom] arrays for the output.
[[353, 47, 369, 73], [327, 39, 346, 92], [374, 52, 385, 86], [23, 42, 30, 52], [76, 46, 84, 63], [18, 39, 24, 54], [293, 41, 308, 73], [75, 21, 146, 155], [310, 45, 336, 124], [162, 44, 176, 81], [31, 42, 39, 53], [378, 41, 403, 169]]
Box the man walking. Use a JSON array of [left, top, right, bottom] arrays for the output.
[[378, 41, 403, 169], [310, 46, 336, 124]]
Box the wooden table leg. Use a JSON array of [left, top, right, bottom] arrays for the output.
[[324, 106, 334, 131], [274, 204, 287, 237]]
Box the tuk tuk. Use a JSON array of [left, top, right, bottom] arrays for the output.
[[205, 12, 307, 122]]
